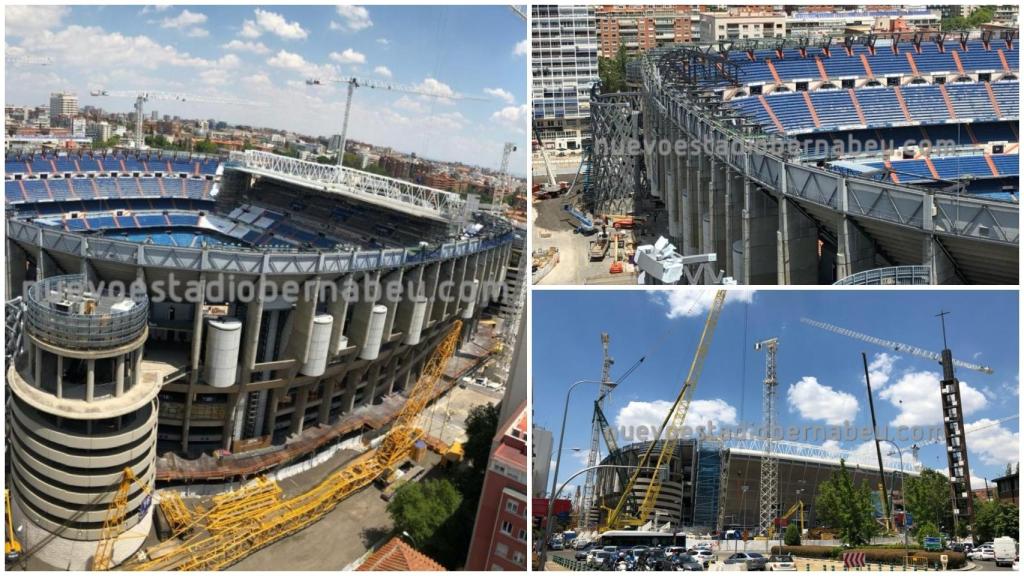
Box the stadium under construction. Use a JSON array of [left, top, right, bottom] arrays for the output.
[[4, 149, 524, 569], [578, 29, 1019, 285]]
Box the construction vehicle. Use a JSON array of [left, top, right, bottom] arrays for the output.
[[603, 290, 727, 530], [766, 501, 805, 540], [589, 236, 609, 261], [121, 321, 463, 571], [532, 125, 568, 198], [93, 468, 154, 570], [5, 489, 22, 563], [563, 204, 596, 234]]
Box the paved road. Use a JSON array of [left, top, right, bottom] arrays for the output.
[[971, 558, 1014, 571]]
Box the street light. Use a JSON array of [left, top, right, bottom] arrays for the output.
[[401, 530, 418, 548], [539, 464, 663, 570], [543, 379, 616, 569]]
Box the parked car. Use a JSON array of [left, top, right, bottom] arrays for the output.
[[672, 553, 705, 571], [993, 537, 1017, 567], [726, 552, 767, 571], [574, 549, 589, 561], [691, 549, 715, 568], [766, 554, 797, 571]]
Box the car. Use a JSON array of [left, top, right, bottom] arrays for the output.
[[969, 546, 994, 561], [574, 549, 589, 561], [666, 546, 688, 556], [691, 549, 715, 567], [766, 554, 797, 571], [673, 553, 705, 571], [549, 540, 563, 551], [630, 545, 650, 557], [574, 538, 590, 550], [588, 550, 612, 567], [602, 545, 620, 555], [726, 552, 767, 571]]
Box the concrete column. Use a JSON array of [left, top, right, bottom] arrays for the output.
[[345, 272, 381, 355], [923, 235, 963, 285], [432, 259, 455, 324], [699, 154, 712, 254], [318, 371, 345, 425], [340, 367, 365, 415], [836, 215, 877, 281], [55, 355, 63, 398], [422, 262, 442, 326], [445, 256, 468, 319], [134, 348, 142, 388], [778, 198, 819, 285], [33, 345, 42, 389], [263, 388, 280, 437], [290, 384, 311, 435], [115, 355, 125, 397], [743, 182, 780, 286], [366, 364, 383, 405], [6, 238, 29, 299], [665, 127, 680, 240], [182, 275, 207, 452], [380, 268, 404, 338], [711, 159, 728, 271], [686, 146, 701, 255], [86, 359, 95, 402], [328, 275, 352, 353]]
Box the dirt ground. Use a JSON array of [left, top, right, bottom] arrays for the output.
[[533, 196, 637, 286]]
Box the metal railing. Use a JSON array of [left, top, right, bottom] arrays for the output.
[[834, 266, 932, 285], [24, 275, 148, 350]]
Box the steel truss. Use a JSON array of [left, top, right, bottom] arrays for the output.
[[586, 86, 647, 215], [227, 150, 466, 222]]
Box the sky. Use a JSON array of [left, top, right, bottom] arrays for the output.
[[533, 289, 1020, 497], [5, 5, 528, 175]]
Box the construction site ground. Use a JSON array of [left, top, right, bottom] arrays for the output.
[[533, 196, 638, 285]]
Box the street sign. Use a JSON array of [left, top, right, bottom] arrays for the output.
[[905, 512, 913, 527], [924, 536, 941, 551]]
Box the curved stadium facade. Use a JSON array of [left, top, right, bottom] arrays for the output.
[[5, 149, 519, 567], [586, 30, 1019, 284]]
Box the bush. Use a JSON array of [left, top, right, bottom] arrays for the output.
[[783, 523, 801, 546], [770, 546, 966, 569]]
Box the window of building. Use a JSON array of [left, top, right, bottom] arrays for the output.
[[501, 521, 513, 535], [513, 551, 525, 565], [495, 543, 509, 558], [506, 500, 519, 514], [518, 528, 527, 541]]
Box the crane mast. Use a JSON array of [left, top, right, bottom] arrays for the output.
[[604, 290, 727, 530], [579, 332, 614, 531], [494, 142, 517, 216], [755, 338, 779, 537]]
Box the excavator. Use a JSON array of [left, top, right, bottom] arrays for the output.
[[94, 320, 463, 571], [602, 290, 727, 531], [765, 501, 805, 540]]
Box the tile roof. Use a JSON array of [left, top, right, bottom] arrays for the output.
[[358, 537, 447, 572]]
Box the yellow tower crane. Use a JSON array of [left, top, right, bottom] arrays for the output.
[[93, 468, 154, 570], [119, 320, 463, 571], [603, 290, 727, 530], [5, 489, 22, 563]]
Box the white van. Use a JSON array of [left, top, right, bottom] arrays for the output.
[[993, 536, 1017, 567]]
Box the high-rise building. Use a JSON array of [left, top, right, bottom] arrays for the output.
[[532, 4, 599, 152], [596, 5, 703, 58], [151, 110, 158, 121], [532, 425, 553, 498], [87, 121, 112, 142], [465, 400, 528, 571], [786, 7, 941, 38], [48, 91, 78, 126], [699, 8, 787, 42]]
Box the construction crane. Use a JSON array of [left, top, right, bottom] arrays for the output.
[[909, 415, 1020, 466], [799, 317, 994, 375], [89, 89, 261, 152], [493, 142, 518, 216], [755, 338, 779, 537], [580, 332, 615, 531], [593, 402, 639, 522], [532, 121, 566, 198], [93, 468, 154, 571], [123, 321, 462, 571], [509, 5, 527, 21], [306, 76, 488, 166], [604, 290, 727, 530], [5, 490, 21, 563]]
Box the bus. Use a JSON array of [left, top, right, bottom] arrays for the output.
[[597, 530, 686, 550]]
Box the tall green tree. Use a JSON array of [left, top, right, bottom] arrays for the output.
[[815, 460, 880, 546], [974, 499, 1019, 543], [783, 522, 801, 546], [386, 478, 463, 551], [903, 468, 953, 534], [598, 44, 630, 93]]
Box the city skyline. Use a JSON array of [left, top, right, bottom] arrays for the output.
[[5, 5, 528, 175]]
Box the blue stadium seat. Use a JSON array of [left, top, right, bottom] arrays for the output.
[[900, 85, 948, 123], [945, 83, 998, 120]]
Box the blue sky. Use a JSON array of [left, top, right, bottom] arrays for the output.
[[5, 5, 527, 174], [533, 289, 1019, 496]]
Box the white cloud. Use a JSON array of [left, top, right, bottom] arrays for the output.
[[242, 72, 272, 86], [329, 49, 366, 65], [491, 104, 527, 132], [514, 38, 528, 56], [374, 65, 393, 78], [651, 290, 755, 319], [222, 40, 270, 54], [6, 6, 70, 37], [415, 77, 456, 100], [252, 8, 308, 40], [787, 376, 859, 425], [484, 87, 515, 104], [878, 370, 988, 427], [239, 19, 261, 39], [867, 352, 899, 389], [966, 418, 1020, 466], [186, 28, 210, 38], [160, 9, 207, 29], [376, 38, 390, 46], [266, 50, 334, 79], [393, 96, 426, 113], [200, 68, 230, 86], [334, 5, 373, 32], [139, 5, 171, 15], [614, 398, 738, 440], [216, 54, 241, 69]]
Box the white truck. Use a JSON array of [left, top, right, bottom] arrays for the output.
[[993, 536, 1017, 567]]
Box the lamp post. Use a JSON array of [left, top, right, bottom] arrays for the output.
[[880, 439, 908, 568], [539, 464, 662, 570], [543, 379, 614, 570], [401, 530, 418, 548]]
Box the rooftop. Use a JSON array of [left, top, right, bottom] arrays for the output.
[[357, 537, 446, 571]]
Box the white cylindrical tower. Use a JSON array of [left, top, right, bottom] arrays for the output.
[[301, 314, 333, 377], [358, 305, 388, 361], [204, 318, 242, 388], [404, 297, 428, 346]]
